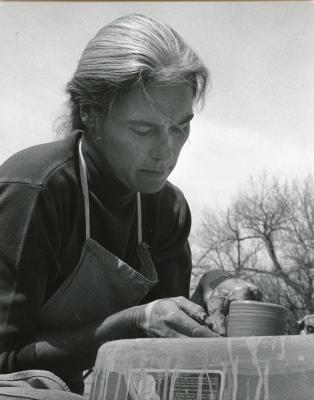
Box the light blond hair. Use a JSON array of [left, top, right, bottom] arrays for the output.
[[62, 13, 209, 134]]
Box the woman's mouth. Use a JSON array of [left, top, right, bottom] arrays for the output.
[[140, 169, 167, 179]]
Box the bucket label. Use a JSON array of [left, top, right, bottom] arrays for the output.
[[128, 368, 224, 400]]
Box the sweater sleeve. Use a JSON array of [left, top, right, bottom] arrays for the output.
[[0, 182, 61, 372]]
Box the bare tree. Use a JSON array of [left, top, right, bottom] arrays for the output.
[[193, 173, 314, 331]]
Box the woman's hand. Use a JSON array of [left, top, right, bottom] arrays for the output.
[[192, 272, 263, 336], [140, 297, 219, 338]]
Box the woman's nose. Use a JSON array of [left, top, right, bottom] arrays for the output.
[[151, 128, 173, 161]]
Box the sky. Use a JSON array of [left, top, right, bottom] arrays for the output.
[[0, 1, 313, 235]]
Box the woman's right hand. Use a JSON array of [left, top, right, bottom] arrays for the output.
[[140, 297, 219, 338]]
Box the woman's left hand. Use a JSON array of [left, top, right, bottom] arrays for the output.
[[191, 272, 263, 336]]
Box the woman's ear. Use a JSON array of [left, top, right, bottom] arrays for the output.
[[79, 105, 99, 131]]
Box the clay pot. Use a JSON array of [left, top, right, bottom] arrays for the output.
[[227, 300, 288, 337]]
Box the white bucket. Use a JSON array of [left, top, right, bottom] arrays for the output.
[[89, 335, 314, 400]]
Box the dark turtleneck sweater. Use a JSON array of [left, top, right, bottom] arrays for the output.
[[0, 133, 192, 390]]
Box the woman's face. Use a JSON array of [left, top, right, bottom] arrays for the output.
[[92, 84, 194, 193]]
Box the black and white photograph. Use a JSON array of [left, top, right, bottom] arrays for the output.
[[0, 2, 314, 399]]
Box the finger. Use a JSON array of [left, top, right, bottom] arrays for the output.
[[147, 304, 189, 338], [173, 297, 207, 325], [205, 312, 227, 336], [158, 329, 190, 339], [167, 309, 219, 338], [149, 326, 190, 339], [206, 289, 227, 316], [147, 300, 209, 338], [204, 290, 228, 336]]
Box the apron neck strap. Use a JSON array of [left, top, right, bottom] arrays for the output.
[[78, 139, 143, 244], [137, 192, 142, 245], [78, 139, 91, 240]]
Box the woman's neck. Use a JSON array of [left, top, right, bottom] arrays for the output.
[[81, 135, 136, 207]]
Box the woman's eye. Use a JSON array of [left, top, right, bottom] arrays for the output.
[[170, 124, 190, 138], [130, 127, 152, 136]]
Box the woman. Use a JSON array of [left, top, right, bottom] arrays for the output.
[[0, 14, 260, 399]]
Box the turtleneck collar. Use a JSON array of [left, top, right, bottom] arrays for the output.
[[80, 134, 136, 208]]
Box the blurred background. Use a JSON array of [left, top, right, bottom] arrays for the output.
[[1, 1, 314, 329]]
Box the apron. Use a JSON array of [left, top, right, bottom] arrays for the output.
[[39, 138, 158, 328], [35, 139, 158, 394]]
